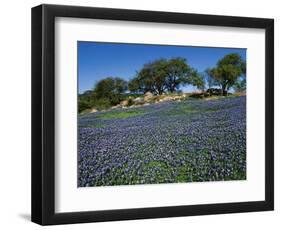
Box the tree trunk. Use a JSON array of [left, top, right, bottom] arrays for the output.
[[169, 81, 175, 93], [222, 84, 227, 96], [158, 88, 164, 95]]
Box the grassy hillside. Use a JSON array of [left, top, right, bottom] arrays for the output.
[[78, 96, 246, 187]]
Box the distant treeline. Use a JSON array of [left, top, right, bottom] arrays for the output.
[[79, 53, 246, 113]]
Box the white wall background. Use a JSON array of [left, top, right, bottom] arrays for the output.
[[0, 0, 279, 229]]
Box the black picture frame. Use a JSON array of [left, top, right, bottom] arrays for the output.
[[31, 4, 274, 225]]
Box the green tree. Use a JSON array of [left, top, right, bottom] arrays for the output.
[[211, 53, 246, 96], [78, 98, 92, 113], [187, 70, 205, 91], [238, 61, 247, 91], [129, 59, 167, 95], [164, 57, 193, 93], [129, 57, 195, 95], [203, 68, 217, 95], [234, 78, 246, 92], [78, 90, 95, 113], [93, 77, 127, 105], [128, 77, 141, 93]]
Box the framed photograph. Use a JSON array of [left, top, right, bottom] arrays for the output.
[[31, 4, 274, 225]]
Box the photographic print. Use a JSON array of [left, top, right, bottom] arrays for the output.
[[78, 42, 246, 187], [32, 5, 274, 224]]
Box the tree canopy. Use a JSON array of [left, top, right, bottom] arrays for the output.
[[210, 53, 246, 95], [187, 70, 205, 91], [128, 57, 203, 95], [93, 77, 128, 105], [164, 57, 192, 93]]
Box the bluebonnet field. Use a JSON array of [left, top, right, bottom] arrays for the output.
[[78, 96, 246, 187]]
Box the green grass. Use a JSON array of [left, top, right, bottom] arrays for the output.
[[97, 110, 145, 119], [145, 161, 168, 168]]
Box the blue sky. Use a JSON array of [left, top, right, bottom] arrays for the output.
[[78, 41, 246, 93]]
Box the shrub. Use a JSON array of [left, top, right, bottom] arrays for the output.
[[78, 98, 92, 113], [94, 98, 112, 110], [127, 98, 134, 107]]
